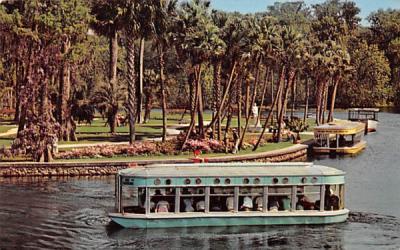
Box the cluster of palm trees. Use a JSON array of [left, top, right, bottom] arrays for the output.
[[0, 0, 374, 160]]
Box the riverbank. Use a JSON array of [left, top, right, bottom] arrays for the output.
[[0, 143, 309, 178]]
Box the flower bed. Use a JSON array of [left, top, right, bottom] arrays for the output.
[[55, 138, 226, 160]]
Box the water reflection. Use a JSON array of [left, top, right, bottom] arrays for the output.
[[106, 223, 347, 249]]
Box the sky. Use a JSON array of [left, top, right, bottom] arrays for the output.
[[210, 0, 400, 25]]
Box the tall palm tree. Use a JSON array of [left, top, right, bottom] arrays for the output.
[[275, 26, 304, 142], [91, 0, 124, 133], [153, 0, 178, 142], [122, 0, 141, 144]]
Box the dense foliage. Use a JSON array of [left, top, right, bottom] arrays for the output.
[[0, 0, 399, 161]]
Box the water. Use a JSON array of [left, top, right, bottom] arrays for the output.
[[1, 111, 400, 249]]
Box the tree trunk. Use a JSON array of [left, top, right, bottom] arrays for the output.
[[196, 65, 205, 139], [290, 74, 298, 119], [327, 76, 340, 123], [127, 36, 136, 144], [58, 39, 76, 141], [181, 69, 200, 151], [257, 68, 270, 128], [303, 78, 309, 123], [189, 70, 196, 124], [207, 60, 237, 130], [277, 69, 295, 143], [245, 77, 250, 119], [224, 108, 233, 153], [322, 81, 329, 124], [239, 60, 261, 149], [315, 77, 324, 125], [159, 45, 168, 142], [109, 31, 118, 133], [14, 60, 22, 122], [253, 67, 285, 151], [237, 75, 242, 138], [138, 37, 145, 124], [213, 61, 222, 140]]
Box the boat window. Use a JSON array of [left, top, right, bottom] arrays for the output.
[[149, 188, 176, 213], [154, 178, 161, 185], [224, 178, 231, 184], [165, 179, 172, 185], [272, 177, 279, 184], [282, 177, 289, 184], [296, 186, 321, 211], [121, 186, 145, 214], [254, 178, 261, 184], [239, 187, 263, 211], [184, 178, 191, 185], [301, 177, 307, 183], [180, 187, 205, 212], [243, 178, 250, 184], [210, 187, 234, 212], [268, 186, 292, 211], [315, 133, 329, 147], [214, 178, 220, 184], [324, 185, 342, 211], [195, 178, 202, 185]]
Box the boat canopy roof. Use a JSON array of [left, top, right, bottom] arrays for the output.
[[314, 121, 364, 135], [118, 162, 344, 178], [348, 108, 379, 112]]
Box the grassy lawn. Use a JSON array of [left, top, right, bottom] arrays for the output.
[[0, 138, 12, 147]]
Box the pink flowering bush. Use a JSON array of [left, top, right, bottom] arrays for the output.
[[55, 138, 226, 160], [184, 139, 225, 153], [56, 141, 180, 160]]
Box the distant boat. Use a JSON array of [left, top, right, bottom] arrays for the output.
[[313, 121, 367, 155], [348, 108, 379, 133], [109, 162, 348, 228]]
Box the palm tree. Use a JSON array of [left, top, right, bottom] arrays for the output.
[[211, 10, 228, 140], [152, 0, 178, 142], [275, 26, 304, 142], [122, 0, 141, 144], [177, 0, 222, 147], [91, 0, 124, 133]]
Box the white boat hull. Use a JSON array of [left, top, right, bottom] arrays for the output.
[[367, 120, 378, 132]]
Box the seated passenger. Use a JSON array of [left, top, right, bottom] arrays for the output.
[[325, 187, 340, 211], [155, 200, 170, 213], [211, 197, 222, 211], [269, 198, 279, 212], [255, 197, 263, 211], [196, 200, 205, 212], [183, 198, 194, 212], [226, 196, 234, 212], [241, 196, 253, 211], [297, 194, 315, 210]]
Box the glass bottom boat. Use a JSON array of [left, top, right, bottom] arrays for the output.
[[109, 163, 348, 228]]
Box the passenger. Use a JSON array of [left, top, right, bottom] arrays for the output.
[[151, 189, 163, 207], [269, 198, 279, 212], [226, 196, 234, 212], [255, 197, 263, 211], [155, 200, 170, 213], [325, 187, 340, 211], [211, 197, 222, 211], [196, 200, 205, 212], [297, 193, 315, 210], [183, 198, 195, 212], [241, 196, 253, 211]]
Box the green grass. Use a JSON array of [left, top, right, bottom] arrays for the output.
[[0, 138, 12, 147], [0, 125, 16, 134]]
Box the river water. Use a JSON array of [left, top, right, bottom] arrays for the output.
[[1, 111, 400, 249]]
